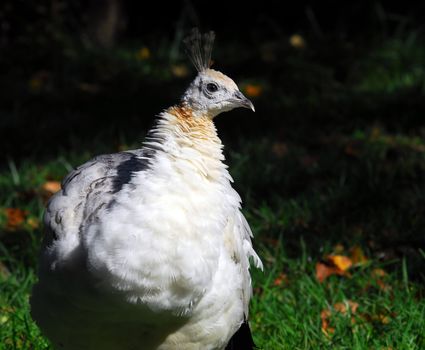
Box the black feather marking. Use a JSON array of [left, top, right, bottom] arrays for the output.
[[183, 28, 215, 72], [111, 152, 153, 193], [225, 320, 257, 350]]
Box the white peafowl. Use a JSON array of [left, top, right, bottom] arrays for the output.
[[30, 29, 263, 350]]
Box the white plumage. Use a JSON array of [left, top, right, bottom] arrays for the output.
[[31, 30, 262, 350]]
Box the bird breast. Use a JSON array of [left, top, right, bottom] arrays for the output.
[[83, 116, 240, 316]]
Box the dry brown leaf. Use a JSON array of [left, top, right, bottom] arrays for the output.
[[333, 300, 359, 314], [28, 70, 50, 93], [371, 268, 386, 278], [348, 300, 359, 314], [29, 77, 43, 92], [135, 47, 150, 60], [42, 181, 61, 194], [315, 262, 345, 283], [350, 246, 368, 265], [5, 208, 28, 231], [273, 273, 288, 287], [171, 64, 189, 78], [26, 217, 40, 229], [321, 325, 335, 336], [320, 309, 335, 336], [321, 300, 359, 336], [316, 255, 353, 283], [243, 84, 263, 98], [272, 142, 288, 158], [370, 126, 382, 140], [344, 143, 361, 157], [370, 268, 390, 291], [370, 313, 391, 324], [333, 243, 345, 254], [328, 255, 353, 271], [376, 279, 391, 292], [289, 34, 306, 49]]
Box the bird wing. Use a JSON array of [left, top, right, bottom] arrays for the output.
[[42, 149, 153, 264], [225, 209, 263, 317]]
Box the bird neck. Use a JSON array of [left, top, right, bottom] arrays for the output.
[[145, 104, 230, 182], [167, 104, 219, 139]]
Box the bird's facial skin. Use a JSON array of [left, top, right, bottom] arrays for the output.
[[182, 69, 254, 118]]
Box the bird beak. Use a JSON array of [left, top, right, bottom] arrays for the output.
[[233, 91, 255, 112]]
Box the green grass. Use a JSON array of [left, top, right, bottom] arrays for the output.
[[251, 246, 425, 349], [1, 19, 425, 349], [1, 137, 425, 348]]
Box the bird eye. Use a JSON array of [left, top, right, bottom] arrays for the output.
[[206, 83, 219, 93]]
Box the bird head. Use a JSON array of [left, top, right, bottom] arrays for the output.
[[181, 29, 254, 118], [182, 68, 254, 118]]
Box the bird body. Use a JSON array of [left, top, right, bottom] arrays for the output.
[[31, 31, 262, 350]]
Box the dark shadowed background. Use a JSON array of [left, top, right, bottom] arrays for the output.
[[1, 1, 425, 348]]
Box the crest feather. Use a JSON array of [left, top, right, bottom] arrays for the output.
[[183, 28, 215, 72]]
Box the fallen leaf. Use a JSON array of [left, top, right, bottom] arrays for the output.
[[321, 300, 359, 336], [344, 142, 361, 157], [135, 47, 150, 60], [29, 77, 43, 92], [243, 84, 263, 98], [26, 217, 40, 230], [28, 70, 50, 93], [333, 300, 359, 314], [4, 208, 28, 231], [171, 64, 189, 78], [370, 126, 381, 140], [333, 302, 348, 314], [42, 181, 61, 194], [370, 268, 390, 291], [333, 243, 345, 253], [371, 268, 386, 278], [370, 313, 391, 324], [376, 279, 391, 292], [350, 246, 368, 265], [315, 262, 345, 283], [272, 142, 288, 158], [316, 255, 353, 283], [328, 255, 353, 271], [320, 309, 335, 336], [289, 34, 306, 49], [273, 273, 288, 287]]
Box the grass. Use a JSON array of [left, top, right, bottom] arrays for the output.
[[1, 138, 425, 349], [1, 16, 425, 349], [251, 246, 425, 349]]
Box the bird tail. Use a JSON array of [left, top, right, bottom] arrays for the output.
[[225, 320, 258, 350]]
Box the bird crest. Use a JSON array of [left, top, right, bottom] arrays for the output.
[[183, 28, 215, 72]]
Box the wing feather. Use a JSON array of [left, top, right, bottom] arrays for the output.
[[225, 210, 263, 317], [42, 150, 151, 265]]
